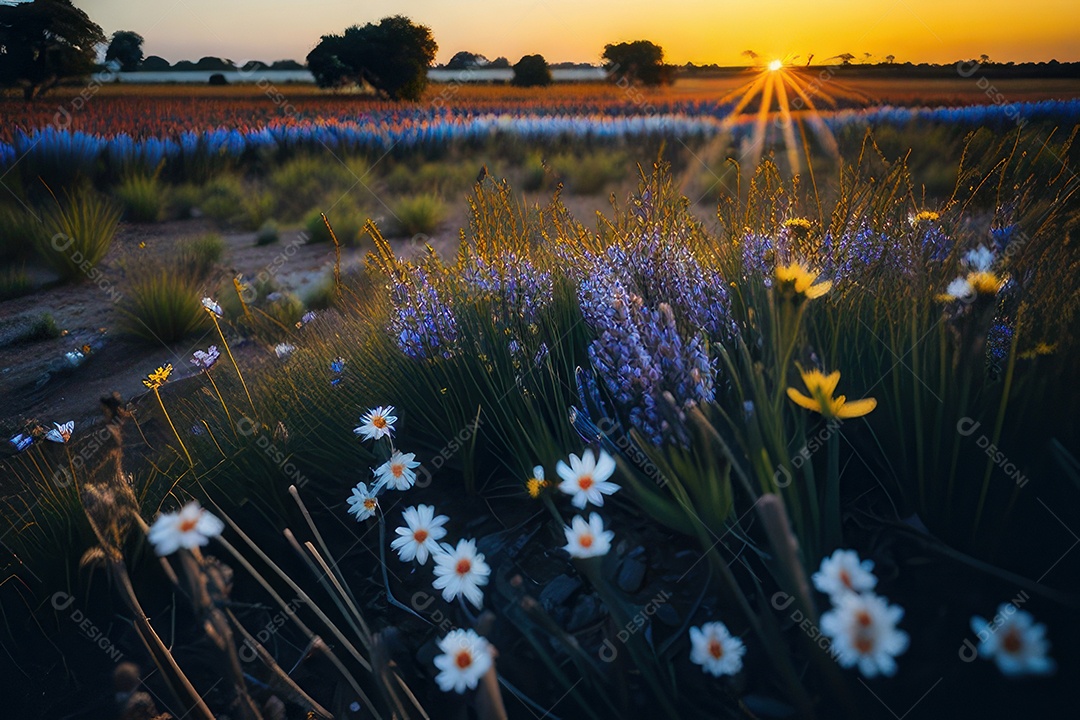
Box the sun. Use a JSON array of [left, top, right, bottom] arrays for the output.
[[767, 59, 783, 72]]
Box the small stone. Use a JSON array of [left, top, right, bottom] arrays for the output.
[[567, 594, 602, 631], [539, 573, 581, 608], [616, 557, 646, 593]]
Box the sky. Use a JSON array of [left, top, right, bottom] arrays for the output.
[[85, 0, 1080, 66]]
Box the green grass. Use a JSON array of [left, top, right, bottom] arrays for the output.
[[268, 154, 369, 220], [34, 192, 121, 282], [114, 174, 165, 223], [0, 205, 47, 263], [4, 132, 1080, 720], [550, 151, 627, 195], [177, 233, 226, 279], [198, 175, 248, 224], [1, 312, 62, 347], [303, 204, 367, 245], [167, 183, 204, 220], [389, 193, 446, 237], [255, 219, 280, 246], [117, 266, 211, 344], [0, 265, 32, 300], [382, 160, 476, 196]]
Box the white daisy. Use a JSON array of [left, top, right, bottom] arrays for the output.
[[346, 482, 379, 521], [147, 500, 224, 556], [820, 592, 909, 678], [563, 513, 614, 559], [944, 276, 974, 301], [373, 450, 420, 491], [970, 606, 1055, 676], [354, 405, 398, 441], [812, 549, 877, 601], [274, 343, 296, 359], [689, 621, 746, 677], [556, 448, 620, 509], [432, 538, 490, 608], [201, 297, 223, 317], [433, 628, 494, 693], [391, 504, 448, 565], [963, 246, 995, 272]]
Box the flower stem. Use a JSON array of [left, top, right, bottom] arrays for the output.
[[154, 387, 193, 468], [211, 313, 257, 418]]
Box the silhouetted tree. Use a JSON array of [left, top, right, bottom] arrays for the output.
[[489, 56, 511, 69], [0, 0, 105, 99], [602, 40, 671, 86], [193, 56, 235, 71], [141, 55, 171, 71], [512, 54, 552, 87], [445, 51, 487, 70], [307, 16, 437, 100], [270, 59, 305, 70], [884, 54, 895, 64], [835, 53, 855, 65], [105, 30, 143, 71]]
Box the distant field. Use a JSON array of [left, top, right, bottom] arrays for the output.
[[22, 73, 1080, 107]]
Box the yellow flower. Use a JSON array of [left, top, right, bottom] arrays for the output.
[[937, 272, 1004, 302], [142, 363, 173, 390], [910, 210, 940, 225], [775, 261, 832, 299], [967, 271, 1003, 295], [787, 367, 876, 420], [783, 218, 813, 231], [525, 465, 550, 499]]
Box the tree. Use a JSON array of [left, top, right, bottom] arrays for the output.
[[884, 54, 896, 64], [602, 40, 671, 86], [445, 51, 487, 70], [105, 30, 143, 71], [835, 53, 855, 66], [488, 56, 510, 69], [0, 0, 105, 99], [194, 56, 235, 71], [307, 16, 437, 100], [141, 55, 171, 71], [512, 54, 551, 87]]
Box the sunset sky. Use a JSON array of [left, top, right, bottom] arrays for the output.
[[87, 0, 1080, 66]]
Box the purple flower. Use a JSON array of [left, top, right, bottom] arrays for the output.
[[191, 345, 220, 370], [387, 262, 458, 360]]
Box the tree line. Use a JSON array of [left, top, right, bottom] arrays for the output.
[[5, 0, 1071, 102], [0, 1, 674, 100]]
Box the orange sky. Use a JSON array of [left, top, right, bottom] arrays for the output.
[[88, 0, 1080, 65]]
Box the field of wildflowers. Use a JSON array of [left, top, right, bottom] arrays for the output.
[[1, 83, 1080, 719]]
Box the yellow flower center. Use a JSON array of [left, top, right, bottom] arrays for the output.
[[708, 638, 724, 659], [413, 529, 429, 543], [455, 558, 472, 576], [455, 650, 473, 669], [372, 416, 387, 429], [579, 533, 593, 548]]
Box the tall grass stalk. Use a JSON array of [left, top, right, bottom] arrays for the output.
[[208, 307, 257, 417]]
